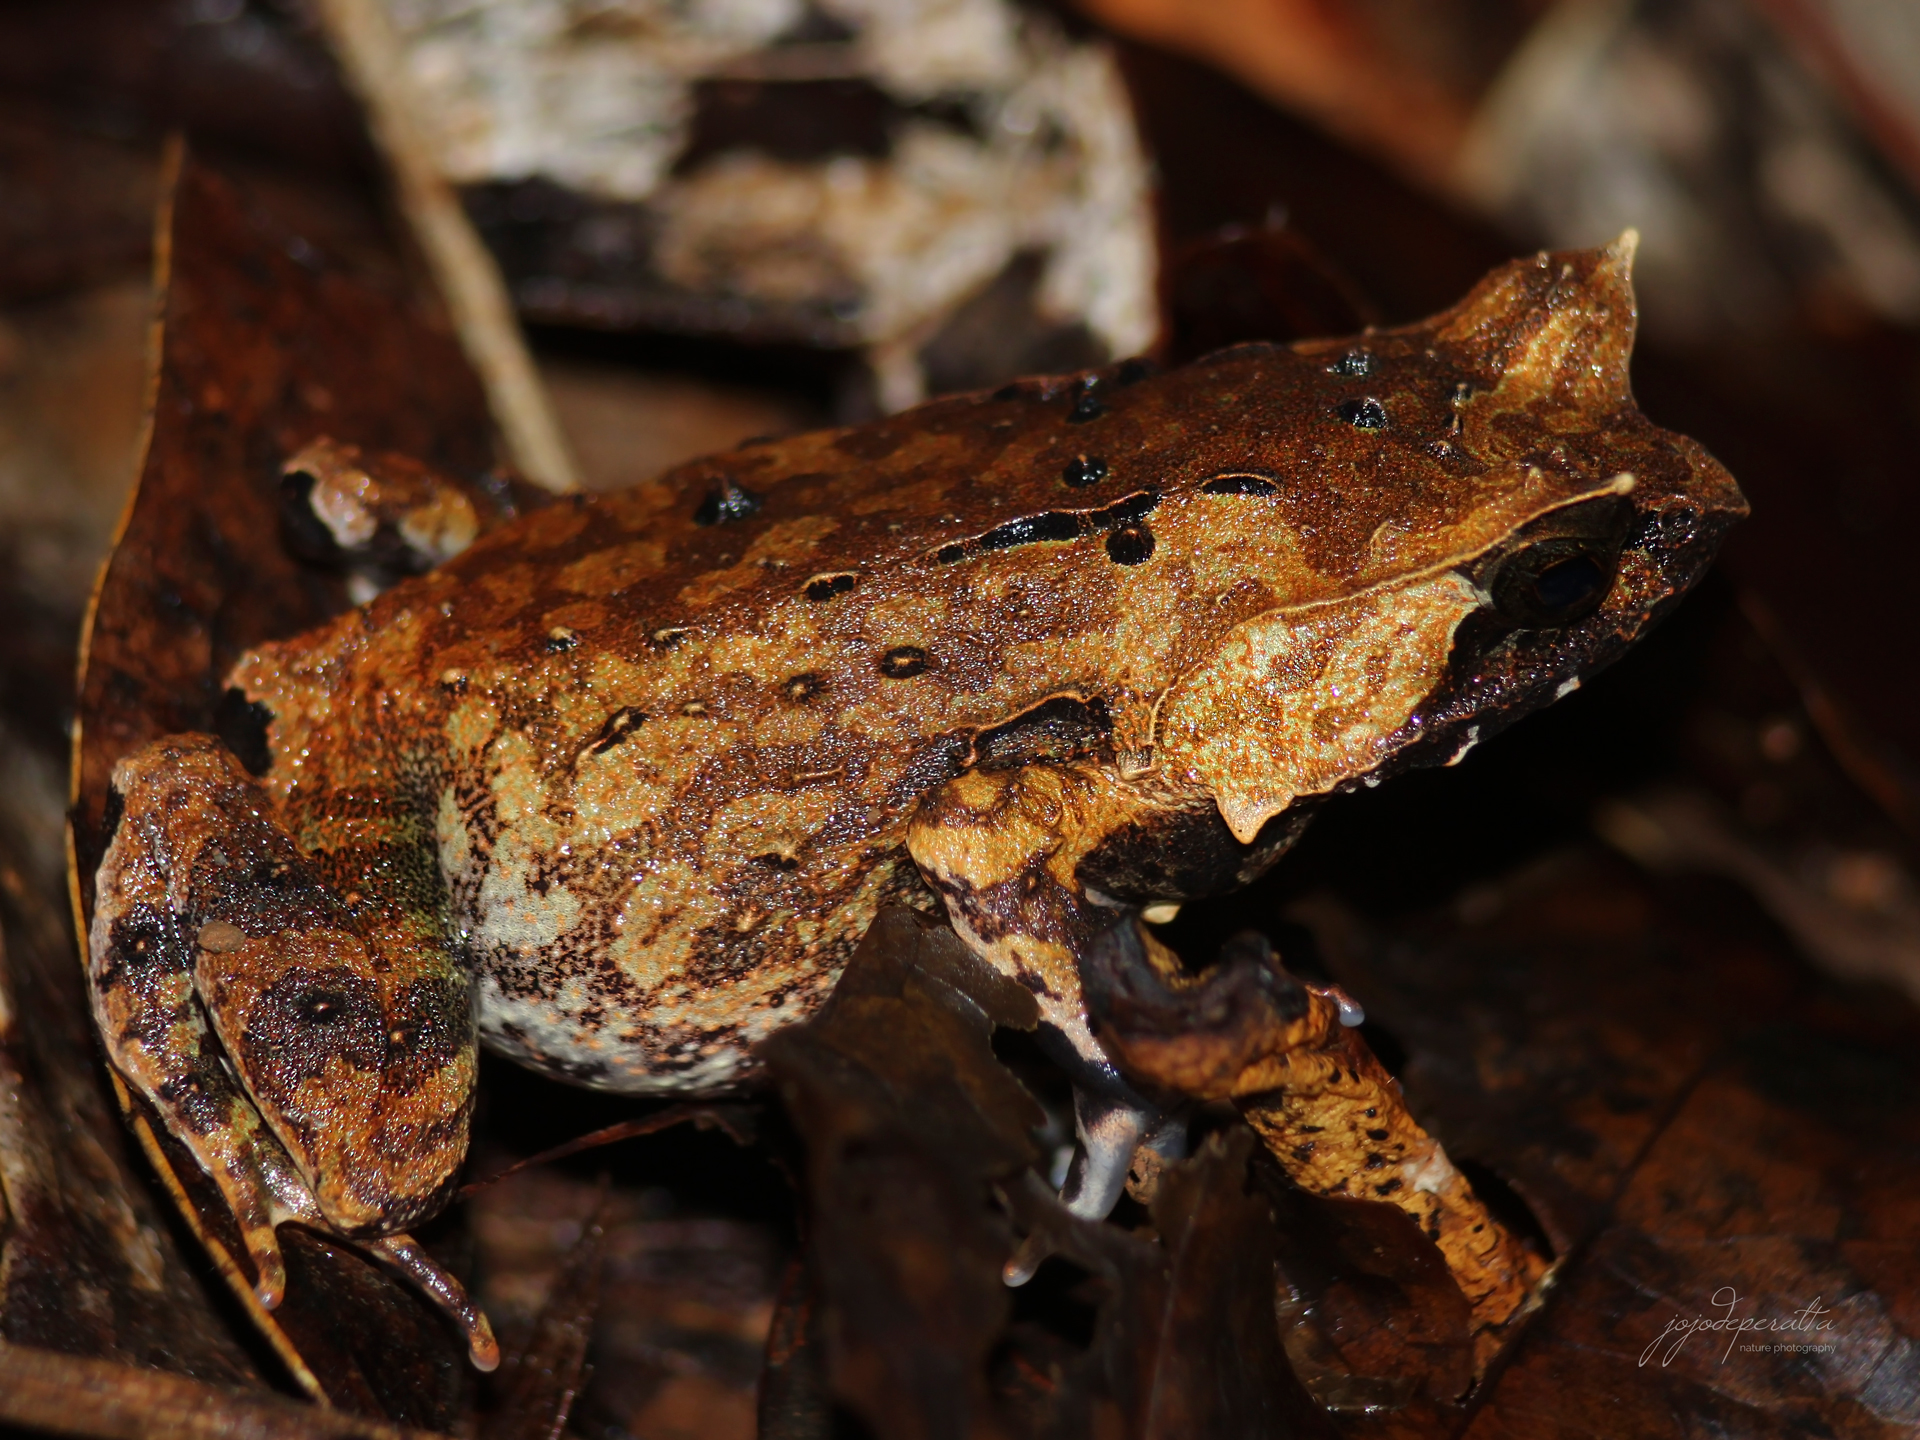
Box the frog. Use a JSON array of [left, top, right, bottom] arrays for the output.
[[85, 235, 1744, 1365]]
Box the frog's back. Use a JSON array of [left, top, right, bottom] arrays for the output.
[[237, 364, 1286, 1091], [233, 288, 1714, 1094]]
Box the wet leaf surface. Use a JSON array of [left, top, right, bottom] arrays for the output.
[[1263, 1179, 1475, 1425], [1133, 1130, 1341, 1438], [478, 1196, 602, 1440], [462, 1110, 783, 1440]]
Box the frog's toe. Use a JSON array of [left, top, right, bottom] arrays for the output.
[[1060, 1087, 1151, 1222], [1057, 1088, 1189, 1219], [140, 1052, 291, 1308], [1005, 1087, 1186, 1287], [234, 1193, 288, 1308], [208, 1131, 288, 1308], [370, 1234, 500, 1371]]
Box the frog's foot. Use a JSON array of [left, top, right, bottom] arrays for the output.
[[908, 760, 1205, 1279], [1083, 922, 1550, 1356], [281, 436, 479, 582], [368, 1235, 501, 1371], [279, 436, 546, 600], [1003, 1079, 1188, 1285], [1061, 1086, 1189, 1221], [243, 1103, 500, 1369], [89, 735, 489, 1364]]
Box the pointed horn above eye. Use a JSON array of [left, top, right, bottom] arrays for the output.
[[1434, 230, 1640, 414]]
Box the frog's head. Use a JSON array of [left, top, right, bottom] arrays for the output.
[[1355, 232, 1748, 786], [1155, 234, 1747, 844]]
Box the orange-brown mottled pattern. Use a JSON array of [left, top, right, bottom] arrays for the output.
[[227, 239, 1741, 1099]]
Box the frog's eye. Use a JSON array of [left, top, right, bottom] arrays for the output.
[[1485, 538, 1616, 627]]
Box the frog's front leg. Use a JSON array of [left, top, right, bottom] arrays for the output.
[[907, 761, 1193, 1241], [88, 734, 496, 1367]]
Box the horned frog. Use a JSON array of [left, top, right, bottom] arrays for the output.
[[86, 237, 1743, 1363]]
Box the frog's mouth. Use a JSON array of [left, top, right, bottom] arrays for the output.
[[1360, 444, 1748, 789]]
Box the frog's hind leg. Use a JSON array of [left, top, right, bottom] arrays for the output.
[[88, 734, 495, 1368], [907, 761, 1193, 1265]]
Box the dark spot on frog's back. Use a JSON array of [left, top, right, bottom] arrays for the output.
[[693, 478, 762, 526], [1337, 396, 1388, 430], [1067, 377, 1106, 424], [974, 694, 1111, 770], [979, 511, 1082, 552], [879, 646, 929, 678], [805, 571, 858, 601], [933, 490, 1160, 565], [785, 673, 825, 703], [1105, 524, 1154, 565], [588, 706, 646, 755], [215, 686, 274, 777], [1062, 454, 1106, 488], [1202, 471, 1280, 498]]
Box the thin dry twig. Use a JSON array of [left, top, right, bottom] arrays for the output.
[[311, 0, 581, 493], [456, 1103, 757, 1199]]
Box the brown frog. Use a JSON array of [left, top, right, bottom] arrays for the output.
[[86, 237, 1744, 1363]]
